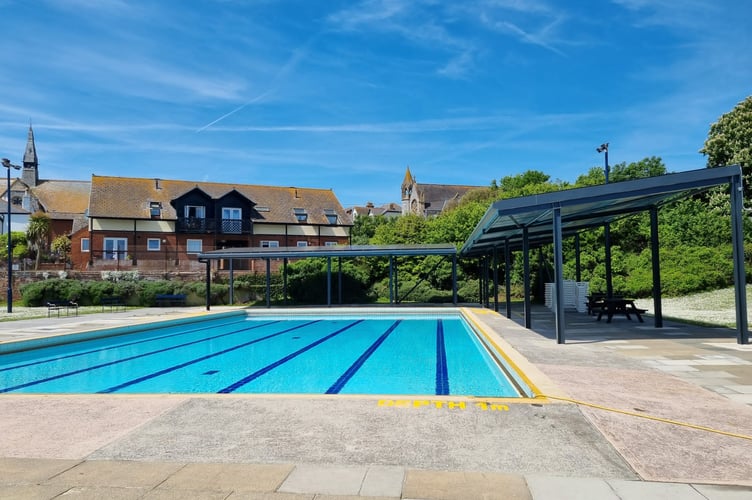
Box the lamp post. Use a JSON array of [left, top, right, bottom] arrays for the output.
[[596, 143, 610, 183], [596, 143, 613, 298], [2, 158, 21, 313]]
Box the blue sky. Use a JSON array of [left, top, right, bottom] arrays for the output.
[[1, 0, 750, 208]]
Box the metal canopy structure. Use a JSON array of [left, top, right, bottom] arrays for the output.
[[198, 243, 459, 308], [460, 165, 748, 344]]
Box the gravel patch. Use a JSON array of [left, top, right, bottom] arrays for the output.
[[634, 287, 750, 327]]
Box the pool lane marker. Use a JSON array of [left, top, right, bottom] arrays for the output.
[[0, 319, 292, 393], [0, 316, 252, 373], [219, 320, 365, 394], [97, 320, 321, 393], [435, 319, 449, 395], [325, 320, 402, 394]]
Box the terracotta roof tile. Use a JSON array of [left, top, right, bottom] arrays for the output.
[[31, 180, 91, 220], [89, 175, 353, 225]]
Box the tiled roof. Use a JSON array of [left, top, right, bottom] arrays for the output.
[[420, 183, 483, 210], [89, 175, 353, 225], [32, 180, 91, 220]]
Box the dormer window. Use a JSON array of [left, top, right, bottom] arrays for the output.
[[293, 208, 307, 222], [11, 196, 22, 206], [150, 201, 162, 218], [324, 209, 338, 225]]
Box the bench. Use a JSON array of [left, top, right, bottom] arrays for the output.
[[155, 293, 187, 307], [596, 298, 647, 323], [47, 300, 79, 318], [101, 296, 126, 312]]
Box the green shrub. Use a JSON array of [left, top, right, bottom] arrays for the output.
[[20, 278, 83, 305]]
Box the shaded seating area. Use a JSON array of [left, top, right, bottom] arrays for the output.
[[460, 165, 748, 344], [594, 297, 647, 323]]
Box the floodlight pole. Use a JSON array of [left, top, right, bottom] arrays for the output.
[[2, 158, 21, 313], [597, 144, 614, 298]]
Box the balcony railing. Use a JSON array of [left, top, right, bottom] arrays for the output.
[[176, 217, 252, 234]]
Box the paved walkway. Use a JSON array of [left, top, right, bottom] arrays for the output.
[[1, 305, 751, 499]]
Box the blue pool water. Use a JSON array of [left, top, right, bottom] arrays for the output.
[[0, 312, 526, 397]]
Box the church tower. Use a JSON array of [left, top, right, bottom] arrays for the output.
[[21, 124, 39, 188], [401, 166, 415, 215]]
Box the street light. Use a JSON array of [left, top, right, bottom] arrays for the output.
[[596, 144, 613, 298], [596, 143, 609, 184], [2, 158, 21, 313]]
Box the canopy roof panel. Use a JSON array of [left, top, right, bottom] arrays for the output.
[[199, 243, 458, 261], [461, 166, 742, 257]]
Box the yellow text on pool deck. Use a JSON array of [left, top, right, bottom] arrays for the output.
[[378, 399, 509, 411]]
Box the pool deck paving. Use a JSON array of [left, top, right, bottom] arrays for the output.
[[0, 304, 751, 499]]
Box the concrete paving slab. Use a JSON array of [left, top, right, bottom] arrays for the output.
[[48, 485, 151, 499], [607, 479, 706, 499], [278, 464, 367, 495], [43, 460, 184, 489], [157, 463, 294, 493], [313, 496, 397, 500], [402, 469, 531, 500], [360, 465, 405, 497], [224, 493, 314, 500], [0, 457, 81, 484], [692, 483, 752, 499], [0, 484, 71, 500], [524, 475, 619, 499]]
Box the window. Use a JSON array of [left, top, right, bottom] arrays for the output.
[[147, 238, 161, 251], [81, 238, 90, 253], [11, 196, 22, 206], [324, 241, 338, 247], [293, 208, 307, 222], [149, 202, 162, 218], [324, 209, 338, 225], [104, 238, 127, 260], [222, 207, 242, 233], [186, 239, 202, 254], [261, 240, 279, 248], [296, 241, 308, 247], [185, 205, 205, 218]]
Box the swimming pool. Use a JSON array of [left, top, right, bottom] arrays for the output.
[[0, 309, 532, 397]]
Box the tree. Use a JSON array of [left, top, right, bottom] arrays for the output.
[[51, 234, 72, 264], [609, 156, 667, 182], [26, 212, 51, 270], [701, 96, 752, 197]]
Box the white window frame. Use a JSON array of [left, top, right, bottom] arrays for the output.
[[147, 238, 161, 251], [293, 208, 307, 222], [324, 241, 338, 247], [185, 205, 205, 218], [324, 209, 338, 225], [150, 202, 162, 218], [260, 240, 279, 248], [222, 207, 242, 233], [81, 238, 90, 253], [296, 241, 308, 247], [104, 237, 127, 260], [186, 239, 202, 254]]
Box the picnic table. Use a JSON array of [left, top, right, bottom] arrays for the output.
[[595, 297, 647, 323]]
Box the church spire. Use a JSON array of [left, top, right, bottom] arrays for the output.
[[21, 123, 39, 187]]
